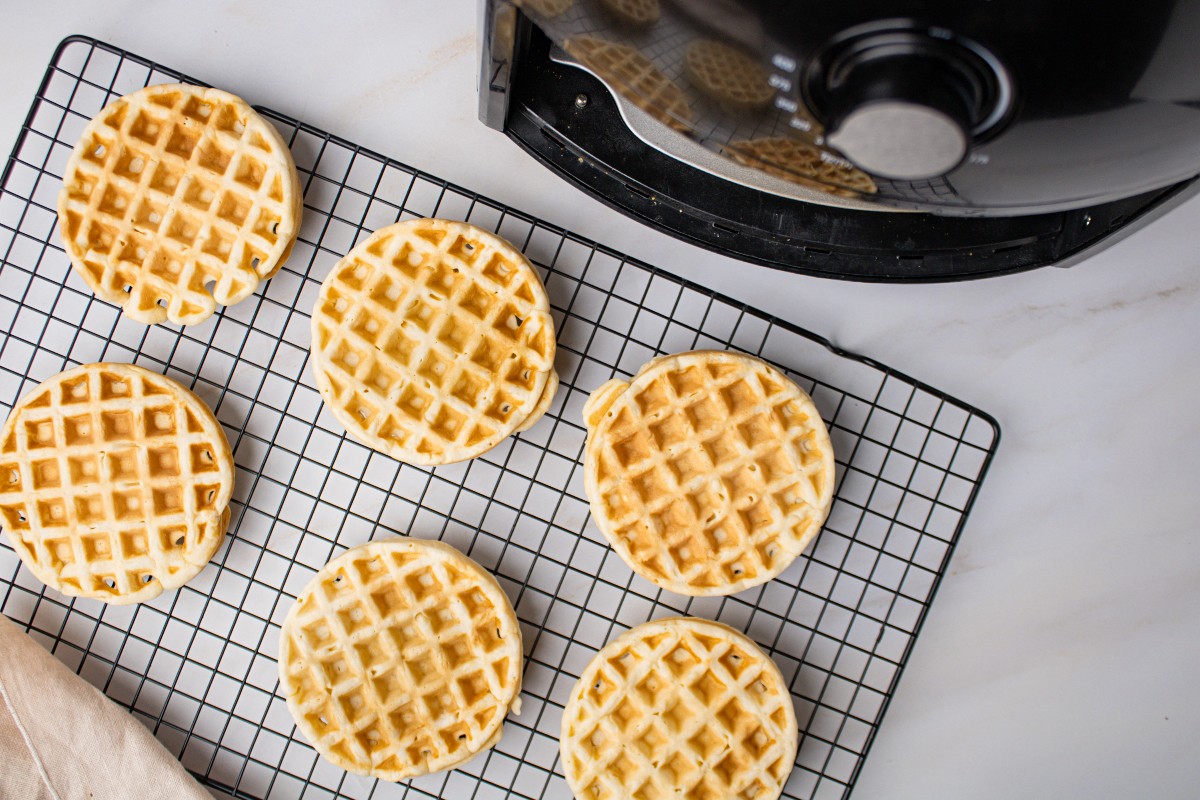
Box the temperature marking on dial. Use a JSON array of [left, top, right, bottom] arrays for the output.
[[968, 153, 990, 165], [771, 53, 798, 73], [768, 74, 792, 91], [789, 116, 813, 132], [819, 151, 853, 168], [775, 97, 799, 113]]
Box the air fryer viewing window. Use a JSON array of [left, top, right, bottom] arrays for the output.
[[482, 0, 1200, 280]]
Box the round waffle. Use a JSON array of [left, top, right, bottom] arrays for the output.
[[685, 40, 774, 111], [58, 83, 302, 326], [278, 538, 524, 780], [725, 137, 878, 197], [598, 0, 660, 27], [561, 617, 798, 800], [516, 0, 574, 18], [565, 37, 692, 133], [0, 363, 233, 604], [583, 351, 835, 596], [309, 218, 558, 466]]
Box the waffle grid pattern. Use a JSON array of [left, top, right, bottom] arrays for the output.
[[726, 139, 879, 197], [684, 40, 774, 111], [585, 353, 834, 595], [597, 0, 660, 28], [0, 37, 999, 800], [516, 0, 575, 19], [279, 540, 522, 780], [58, 84, 300, 325], [535, 4, 807, 155], [310, 220, 556, 465], [561, 618, 797, 800], [564, 37, 692, 131], [0, 363, 232, 602]]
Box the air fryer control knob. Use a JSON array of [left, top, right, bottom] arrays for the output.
[[816, 33, 985, 181], [827, 102, 967, 181]]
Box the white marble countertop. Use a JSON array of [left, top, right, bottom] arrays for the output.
[[3, 2, 1199, 798]]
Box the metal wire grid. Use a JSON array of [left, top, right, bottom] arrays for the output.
[[0, 36, 999, 800], [534, 0, 797, 146], [882, 176, 967, 206]]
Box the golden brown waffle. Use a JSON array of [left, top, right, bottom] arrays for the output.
[[278, 538, 523, 780], [516, 0, 574, 18], [560, 617, 798, 800], [726, 137, 878, 197], [684, 39, 774, 111], [58, 84, 302, 326], [310, 218, 558, 466], [598, 0, 660, 27], [565, 37, 693, 132], [0, 363, 233, 604], [583, 351, 835, 596]]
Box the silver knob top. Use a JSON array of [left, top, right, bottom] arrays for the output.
[[826, 101, 968, 181]]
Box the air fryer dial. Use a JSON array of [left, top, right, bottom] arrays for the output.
[[803, 22, 1013, 180]]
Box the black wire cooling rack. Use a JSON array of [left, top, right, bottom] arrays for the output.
[[0, 35, 999, 800]]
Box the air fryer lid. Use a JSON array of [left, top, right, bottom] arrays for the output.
[[515, 0, 1200, 216], [481, 5, 1200, 281]]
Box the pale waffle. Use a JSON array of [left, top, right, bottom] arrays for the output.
[[278, 538, 523, 780], [583, 351, 835, 596], [565, 37, 693, 132], [598, 0, 661, 27], [560, 617, 798, 800], [515, 0, 574, 18], [725, 137, 878, 197], [492, 3, 517, 59], [685, 40, 774, 111], [309, 218, 558, 466], [58, 83, 302, 326], [0, 363, 233, 604]]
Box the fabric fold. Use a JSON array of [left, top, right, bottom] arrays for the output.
[[0, 613, 215, 800]]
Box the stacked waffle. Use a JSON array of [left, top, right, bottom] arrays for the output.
[[309, 218, 558, 466], [58, 84, 301, 325], [583, 350, 835, 596], [0, 363, 233, 603], [561, 617, 798, 800], [278, 539, 523, 779]]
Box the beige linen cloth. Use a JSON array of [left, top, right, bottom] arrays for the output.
[[0, 613, 219, 800]]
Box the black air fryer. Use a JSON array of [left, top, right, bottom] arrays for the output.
[[478, 0, 1200, 280]]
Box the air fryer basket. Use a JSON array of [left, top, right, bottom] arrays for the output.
[[481, 9, 1200, 281]]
